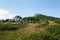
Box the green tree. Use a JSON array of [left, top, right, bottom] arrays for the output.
[[13, 15, 22, 22]]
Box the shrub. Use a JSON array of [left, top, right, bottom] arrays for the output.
[[0, 23, 26, 31]]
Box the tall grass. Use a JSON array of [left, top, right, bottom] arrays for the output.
[[23, 25, 60, 40], [0, 23, 26, 30], [0, 23, 60, 40]]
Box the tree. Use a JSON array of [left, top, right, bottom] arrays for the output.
[[5, 19, 10, 22], [13, 15, 22, 22]]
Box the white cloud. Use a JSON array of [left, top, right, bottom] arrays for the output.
[[0, 9, 14, 20]]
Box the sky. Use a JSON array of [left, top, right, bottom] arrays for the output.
[[0, 0, 60, 19]]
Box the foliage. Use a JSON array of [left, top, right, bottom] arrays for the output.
[[22, 14, 60, 24], [0, 23, 26, 31], [25, 25, 60, 40], [0, 14, 60, 40]]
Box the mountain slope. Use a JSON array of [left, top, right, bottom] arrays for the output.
[[0, 13, 60, 40], [23, 14, 60, 24]]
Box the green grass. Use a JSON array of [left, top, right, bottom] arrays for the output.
[[0, 23, 26, 30], [0, 23, 60, 40], [24, 25, 60, 40]]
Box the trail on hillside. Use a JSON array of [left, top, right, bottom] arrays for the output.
[[18, 23, 46, 34], [0, 23, 47, 40], [24, 23, 37, 32]]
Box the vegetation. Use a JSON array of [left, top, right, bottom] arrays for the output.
[[0, 13, 60, 40], [0, 23, 26, 31], [24, 25, 60, 40]]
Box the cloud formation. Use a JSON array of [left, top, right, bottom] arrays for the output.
[[0, 9, 13, 20]]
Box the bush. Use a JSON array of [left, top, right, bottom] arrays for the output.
[[0, 23, 26, 31]]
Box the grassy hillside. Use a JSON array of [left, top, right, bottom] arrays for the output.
[[0, 14, 60, 40], [23, 14, 60, 24]]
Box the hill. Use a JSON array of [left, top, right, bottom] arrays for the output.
[[0, 13, 60, 40], [23, 14, 60, 24]]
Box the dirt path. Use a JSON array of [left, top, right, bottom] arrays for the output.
[[24, 23, 37, 32], [18, 23, 46, 35]]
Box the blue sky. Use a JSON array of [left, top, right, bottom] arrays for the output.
[[0, 0, 60, 19]]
